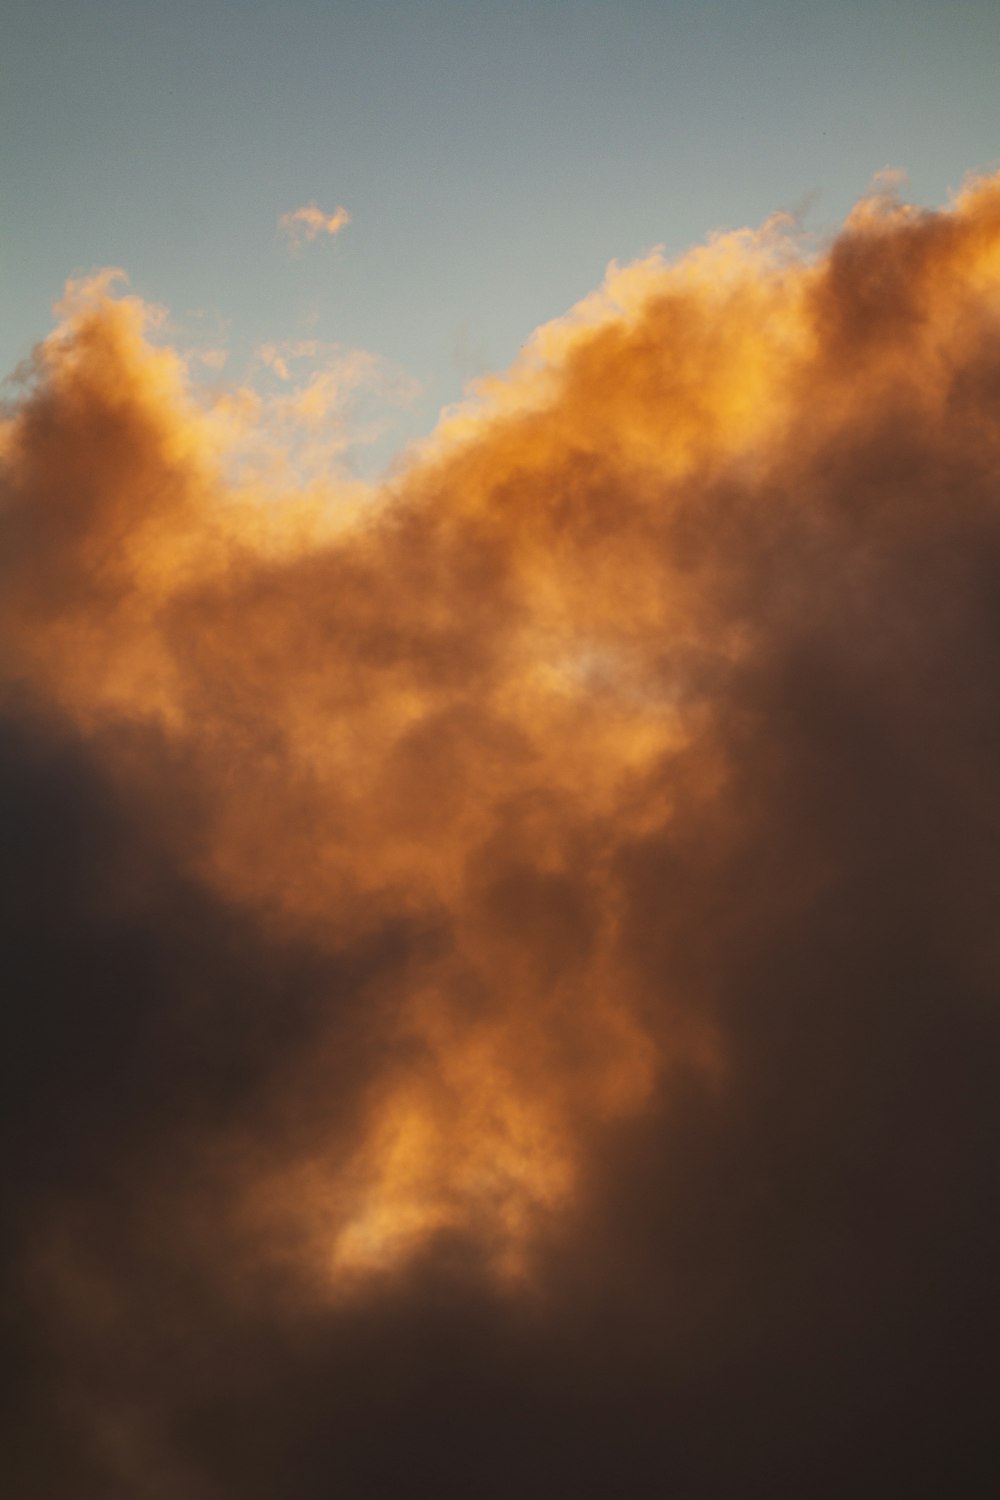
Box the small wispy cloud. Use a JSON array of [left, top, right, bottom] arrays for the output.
[[279, 201, 351, 251]]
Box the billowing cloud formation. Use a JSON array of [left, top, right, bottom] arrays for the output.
[[3, 175, 1000, 1496], [278, 200, 351, 249]]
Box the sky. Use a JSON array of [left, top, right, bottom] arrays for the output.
[[3, 4, 1000, 1498], [3, 0, 998, 470]]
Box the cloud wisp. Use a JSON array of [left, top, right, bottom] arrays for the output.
[[3, 172, 1000, 1497], [278, 201, 351, 250]]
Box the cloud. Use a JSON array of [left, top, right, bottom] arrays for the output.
[[3, 172, 1000, 1495], [206, 338, 421, 490], [278, 201, 351, 250]]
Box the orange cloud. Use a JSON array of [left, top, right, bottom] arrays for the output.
[[5, 170, 1000, 1310], [278, 200, 351, 249], [8, 169, 1000, 1496]]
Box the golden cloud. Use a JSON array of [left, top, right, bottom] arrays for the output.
[[278, 201, 352, 250], [5, 178, 1000, 1500], [6, 173, 1000, 1294]]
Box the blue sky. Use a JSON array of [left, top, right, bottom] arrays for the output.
[[3, 0, 998, 472]]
